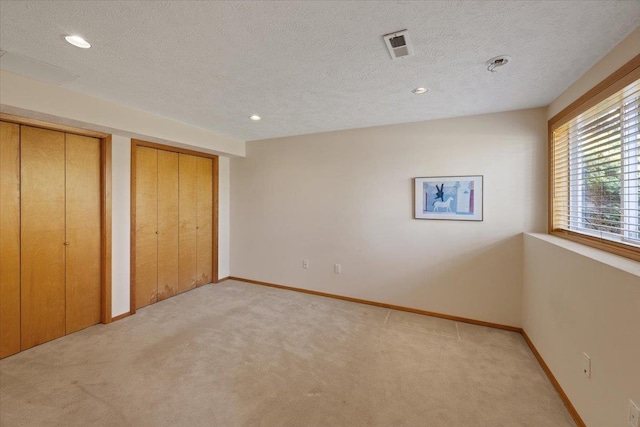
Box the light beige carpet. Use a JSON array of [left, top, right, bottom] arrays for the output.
[[0, 280, 575, 426]]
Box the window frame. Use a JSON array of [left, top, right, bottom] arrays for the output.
[[548, 54, 640, 262]]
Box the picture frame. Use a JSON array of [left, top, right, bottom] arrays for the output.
[[413, 175, 483, 221]]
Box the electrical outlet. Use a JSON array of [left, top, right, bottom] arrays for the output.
[[582, 353, 591, 378], [334, 264, 341, 274], [303, 260, 309, 269], [630, 400, 640, 427]]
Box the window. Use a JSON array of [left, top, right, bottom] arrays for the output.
[[549, 58, 640, 261]]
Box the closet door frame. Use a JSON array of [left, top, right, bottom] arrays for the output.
[[130, 139, 219, 314], [0, 113, 114, 325]]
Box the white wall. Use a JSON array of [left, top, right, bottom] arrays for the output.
[[218, 156, 231, 279], [523, 234, 640, 427], [231, 108, 548, 327], [111, 136, 131, 317]]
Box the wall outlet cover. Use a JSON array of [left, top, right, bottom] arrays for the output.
[[582, 353, 591, 378], [630, 400, 640, 427]]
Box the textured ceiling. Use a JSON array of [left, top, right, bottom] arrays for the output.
[[1, 1, 639, 142]]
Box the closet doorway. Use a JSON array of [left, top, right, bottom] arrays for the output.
[[0, 114, 113, 359], [130, 140, 218, 312]]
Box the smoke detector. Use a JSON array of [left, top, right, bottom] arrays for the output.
[[383, 30, 413, 59], [486, 55, 511, 73]]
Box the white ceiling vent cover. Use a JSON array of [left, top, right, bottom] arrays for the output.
[[383, 30, 413, 59]]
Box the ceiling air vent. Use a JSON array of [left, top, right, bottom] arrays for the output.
[[383, 30, 413, 59]]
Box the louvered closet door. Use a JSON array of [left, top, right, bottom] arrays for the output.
[[178, 154, 197, 293], [20, 126, 66, 350], [135, 146, 159, 308], [65, 134, 101, 334], [196, 157, 213, 286], [0, 122, 21, 358], [157, 150, 179, 301]]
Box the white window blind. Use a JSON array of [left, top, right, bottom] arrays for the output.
[[551, 78, 640, 248]]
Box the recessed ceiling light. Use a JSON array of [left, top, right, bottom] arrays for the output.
[[412, 87, 428, 94], [249, 114, 261, 121], [65, 35, 91, 49]]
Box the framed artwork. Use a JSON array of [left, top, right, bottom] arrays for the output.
[[413, 175, 483, 221]]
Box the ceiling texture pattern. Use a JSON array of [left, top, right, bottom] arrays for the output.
[[1, 1, 639, 141]]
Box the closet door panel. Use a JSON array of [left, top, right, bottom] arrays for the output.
[[20, 126, 66, 349], [157, 150, 179, 301], [135, 146, 158, 309], [178, 154, 197, 293], [0, 122, 21, 358], [65, 134, 101, 334], [196, 157, 213, 286]]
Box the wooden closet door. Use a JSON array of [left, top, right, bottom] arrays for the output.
[[0, 122, 21, 358], [196, 157, 213, 286], [20, 126, 66, 350], [135, 146, 159, 309], [65, 134, 101, 334], [178, 154, 197, 293], [157, 150, 179, 301]]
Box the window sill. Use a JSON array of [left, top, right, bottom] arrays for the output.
[[526, 233, 640, 277], [548, 229, 640, 262]]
